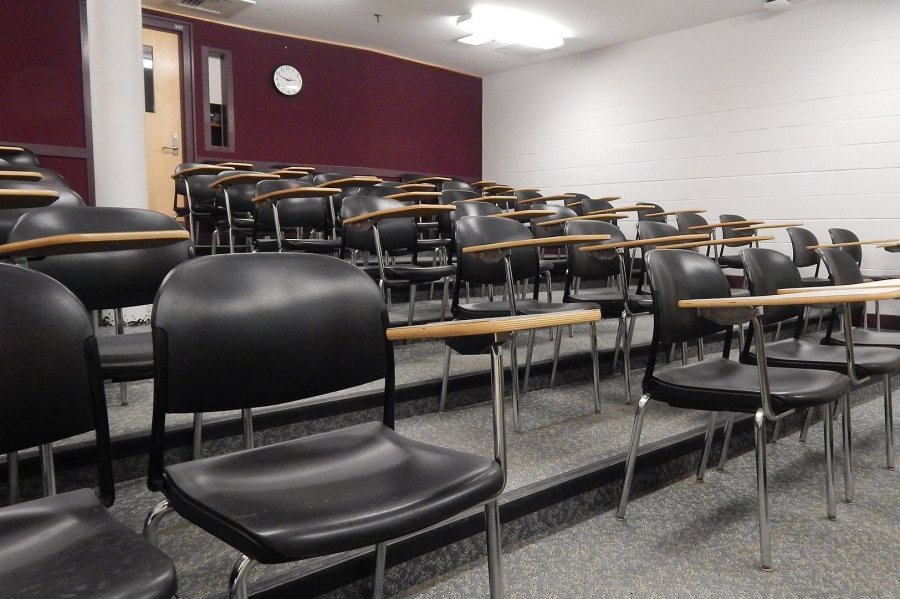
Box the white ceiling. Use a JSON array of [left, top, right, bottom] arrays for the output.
[[143, 0, 770, 76]]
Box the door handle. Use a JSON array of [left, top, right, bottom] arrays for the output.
[[161, 132, 180, 155]]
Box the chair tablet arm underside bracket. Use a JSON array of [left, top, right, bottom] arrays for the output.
[[698, 305, 761, 326]]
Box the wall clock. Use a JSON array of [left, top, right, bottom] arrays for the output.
[[273, 64, 302, 96]]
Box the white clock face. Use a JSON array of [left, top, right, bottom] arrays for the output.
[[273, 65, 302, 96]]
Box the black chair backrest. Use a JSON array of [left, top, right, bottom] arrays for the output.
[[740, 248, 804, 325], [441, 199, 501, 242], [646, 249, 732, 345], [454, 215, 537, 287], [173, 163, 232, 198], [638, 221, 681, 250], [0, 264, 113, 504], [213, 171, 272, 217], [720, 214, 756, 245], [787, 227, 820, 268], [442, 180, 475, 193], [531, 204, 577, 238], [312, 172, 351, 185], [341, 195, 417, 254], [149, 253, 392, 488], [183, 172, 220, 205], [357, 185, 405, 198], [0, 166, 68, 187], [828, 228, 863, 264], [565, 220, 627, 280], [513, 190, 542, 211], [564, 193, 589, 216], [817, 247, 865, 322], [676, 211, 708, 233], [581, 198, 613, 215], [8, 207, 193, 310], [0, 182, 86, 243], [254, 179, 329, 231], [0, 147, 39, 167], [637, 203, 665, 222]]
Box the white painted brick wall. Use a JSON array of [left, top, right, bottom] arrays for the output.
[[483, 0, 900, 312]]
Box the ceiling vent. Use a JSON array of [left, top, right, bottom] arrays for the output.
[[167, 0, 256, 18]]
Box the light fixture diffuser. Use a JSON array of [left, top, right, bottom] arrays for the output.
[[454, 5, 570, 50]]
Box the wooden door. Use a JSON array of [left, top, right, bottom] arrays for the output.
[[142, 28, 183, 216]]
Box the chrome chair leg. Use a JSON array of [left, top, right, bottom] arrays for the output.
[[7, 452, 19, 505], [799, 408, 813, 443], [241, 408, 254, 450], [841, 394, 854, 503], [373, 541, 387, 599], [521, 330, 536, 394], [439, 278, 450, 322], [611, 317, 624, 374], [754, 409, 772, 571], [115, 308, 129, 406], [774, 321, 782, 341], [142, 498, 174, 545], [738, 323, 745, 352], [39, 443, 56, 496], [485, 500, 503, 598], [192, 412, 204, 459], [228, 554, 256, 599], [617, 394, 650, 520], [885, 374, 895, 470], [824, 404, 837, 520], [697, 413, 718, 482], [544, 271, 553, 303], [439, 345, 452, 412], [549, 326, 563, 387], [623, 315, 636, 404], [509, 335, 522, 433], [717, 413, 734, 471], [589, 322, 601, 413], [680, 342, 688, 366], [407, 284, 417, 326], [771, 419, 783, 444]]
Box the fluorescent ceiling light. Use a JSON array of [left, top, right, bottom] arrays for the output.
[[455, 5, 571, 50]]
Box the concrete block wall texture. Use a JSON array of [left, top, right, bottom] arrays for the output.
[[482, 0, 900, 313]]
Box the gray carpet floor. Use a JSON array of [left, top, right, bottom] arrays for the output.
[[398, 396, 900, 598]]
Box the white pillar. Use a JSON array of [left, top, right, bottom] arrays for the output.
[[86, 0, 148, 208]]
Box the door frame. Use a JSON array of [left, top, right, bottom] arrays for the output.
[[141, 14, 196, 164]]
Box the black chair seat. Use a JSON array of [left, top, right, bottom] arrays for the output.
[[650, 357, 849, 413], [96, 331, 154, 379], [717, 254, 744, 269], [416, 222, 440, 231], [748, 338, 900, 378], [0, 489, 177, 599], [567, 291, 651, 316], [538, 260, 554, 273], [801, 276, 831, 287], [829, 328, 900, 349], [163, 421, 504, 563], [729, 287, 751, 298], [454, 300, 522, 319], [383, 263, 456, 283]]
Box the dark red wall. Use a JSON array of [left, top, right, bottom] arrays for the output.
[[147, 10, 482, 179], [0, 0, 91, 201]]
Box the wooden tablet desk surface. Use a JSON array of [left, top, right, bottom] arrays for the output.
[[536, 213, 629, 227], [171, 165, 234, 179], [579, 233, 709, 253], [464, 234, 611, 254], [387, 309, 602, 341], [472, 180, 497, 189], [384, 191, 443, 202], [397, 183, 436, 191], [777, 278, 900, 294], [209, 173, 279, 188], [405, 176, 452, 185], [687, 220, 765, 231], [808, 239, 899, 250], [732, 222, 803, 232], [490, 210, 555, 221], [589, 205, 656, 214], [0, 189, 60, 209], [316, 176, 383, 188], [216, 162, 254, 169], [0, 146, 25, 153], [481, 185, 514, 194], [0, 230, 191, 259], [0, 171, 42, 181], [252, 187, 342, 203], [679, 286, 900, 309], [642, 209, 707, 218], [878, 242, 900, 253], [660, 235, 773, 250], [464, 195, 517, 204], [341, 204, 455, 225], [515, 194, 575, 206]]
